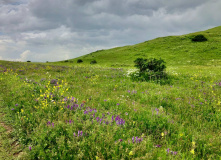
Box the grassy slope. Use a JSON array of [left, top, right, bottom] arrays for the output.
[[64, 26, 221, 67], [0, 26, 221, 159]]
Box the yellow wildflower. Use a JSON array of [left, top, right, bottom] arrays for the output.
[[161, 132, 164, 137], [192, 141, 196, 148], [129, 151, 133, 156], [190, 149, 194, 154]]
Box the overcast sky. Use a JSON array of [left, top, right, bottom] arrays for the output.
[[0, 0, 220, 62]]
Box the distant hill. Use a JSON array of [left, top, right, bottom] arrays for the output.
[[67, 26, 221, 67]]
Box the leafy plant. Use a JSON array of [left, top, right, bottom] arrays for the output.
[[133, 58, 168, 83], [90, 60, 97, 64], [191, 34, 207, 42], [77, 59, 83, 63]]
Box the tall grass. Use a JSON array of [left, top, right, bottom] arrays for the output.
[[0, 61, 220, 159]]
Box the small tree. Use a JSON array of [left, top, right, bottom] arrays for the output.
[[90, 60, 97, 64], [133, 57, 167, 81], [191, 34, 207, 42], [134, 58, 166, 73], [77, 59, 83, 63]]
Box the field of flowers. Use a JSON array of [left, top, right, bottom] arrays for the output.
[[0, 61, 221, 159]]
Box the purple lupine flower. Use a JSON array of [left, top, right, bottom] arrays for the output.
[[11, 108, 15, 110], [67, 105, 70, 109], [47, 121, 51, 126], [104, 99, 107, 102], [116, 103, 120, 105], [96, 117, 100, 122], [29, 146, 32, 151], [73, 132, 76, 137], [69, 120, 72, 124], [52, 123, 54, 127], [155, 144, 161, 148], [132, 136, 135, 143], [166, 148, 170, 154], [78, 131, 80, 137], [93, 113, 95, 118], [80, 131, 83, 136], [155, 108, 159, 115], [112, 115, 114, 121], [15, 104, 18, 106], [136, 137, 138, 143], [173, 151, 178, 155], [84, 110, 88, 114]]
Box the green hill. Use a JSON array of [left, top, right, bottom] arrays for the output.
[[68, 26, 221, 67]]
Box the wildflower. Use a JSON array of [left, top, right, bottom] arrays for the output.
[[11, 108, 15, 110], [155, 144, 161, 148], [155, 108, 159, 115], [129, 151, 133, 156], [192, 141, 196, 148], [119, 139, 123, 142], [161, 132, 164, 137], [132, 136, 135, 143], [166, 148, 170, 154], [190, 149, 195, 154], [29, 146, 32, 151], [15, 104, 18, 106], [116, 103, 120, 105], [173, 151, 178, 155]]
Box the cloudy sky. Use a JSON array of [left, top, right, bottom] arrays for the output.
[[0, 0, 220, 62]]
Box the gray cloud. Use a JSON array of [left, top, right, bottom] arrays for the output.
[[0, 0, 221, 62]]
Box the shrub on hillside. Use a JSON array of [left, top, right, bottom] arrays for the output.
[[90, 60, 97, 64], [191, 34, 207, 42], [27, 60, 31, 62], [131, 57, 169, 84], [77, 59, 83, 63]]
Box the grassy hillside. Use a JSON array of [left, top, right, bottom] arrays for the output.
[[65, 26, 221, 67], [0, 26, 221, 159]]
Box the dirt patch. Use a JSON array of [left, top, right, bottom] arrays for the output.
[[0, 112, 24, 159]]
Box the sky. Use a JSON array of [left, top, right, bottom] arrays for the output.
[[0, 0, 221, 62]]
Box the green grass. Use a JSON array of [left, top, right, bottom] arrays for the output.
[[0, 26, 221, 159], [60, 26, 221, 67]]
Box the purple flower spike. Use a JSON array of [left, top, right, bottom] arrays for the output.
[[29, 146, 32, 151], [119, 139, 123, 142], [11, 108, 15, 110], [78, 131, 80, 137], [173, 151, 178, 155], [132, 136, 135, 143], [15, 104, 18, 106], [73, 132, 76, 136], [156, 144, 161, 148], [80, 131, 83, 136], [136, 137, 138, 143], [166, 148, 170, 154], [52, 123, 54, 127], [117, 103, 120, 105]]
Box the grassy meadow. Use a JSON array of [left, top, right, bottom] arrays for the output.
[[0, 26, 221, 159]]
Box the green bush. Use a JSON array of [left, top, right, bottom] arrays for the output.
[[132, 58, 168, 83], [90, 60, 97, 64], [77, 59, 83, 63], [191, 34, 207, 42], [134, 58, 166, 73]]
